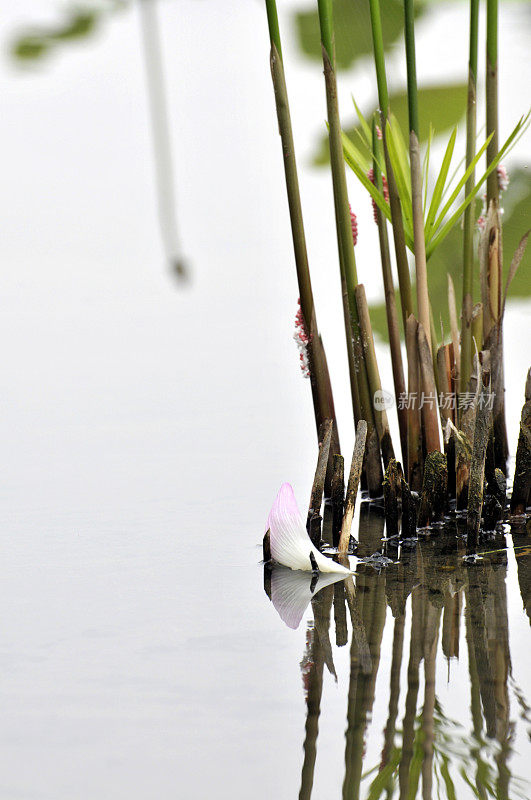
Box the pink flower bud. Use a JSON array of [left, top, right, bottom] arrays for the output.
[[294, 299, 311, 378], [349, 205, 358, 246], [367, 169, 389, 223], [497, 164, 509, 192]]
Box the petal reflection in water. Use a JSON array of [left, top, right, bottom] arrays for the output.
[[268, 565, 349, 630]]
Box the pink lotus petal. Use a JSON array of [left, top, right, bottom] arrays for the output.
[[265, 483, 351, 574]]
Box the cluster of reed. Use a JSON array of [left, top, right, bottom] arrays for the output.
[[263, 0, 530, 540]]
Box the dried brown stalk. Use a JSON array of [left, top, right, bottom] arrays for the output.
[[418, 322, 441, 454], [355, 284, 395, 468], [447, 274, 460, 388], [338, 420, 368, 554], [418, 451, 448, 527], [383, 459, 402, 539], [307, 419, 333, 545], [511, 369, 531, 515], [467, 367, 493, 546]]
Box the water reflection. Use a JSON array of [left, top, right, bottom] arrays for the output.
[[264, 506, 531, 799]]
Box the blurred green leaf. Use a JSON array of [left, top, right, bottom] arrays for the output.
[[501, 167, 531, 296], [314, 83, 468, 166], [10, 3, 125, 62], [295, 0, 424, 71]]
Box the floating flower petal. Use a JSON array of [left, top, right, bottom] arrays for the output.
[[266, 483, 351, 574]]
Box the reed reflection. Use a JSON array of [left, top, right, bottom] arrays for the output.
[[264, 507, 530, 800]]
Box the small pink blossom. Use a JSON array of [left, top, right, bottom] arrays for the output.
[[294, 299, 311, 378], [349, 205, 358, 246], [497, 164, 509, 192], [367, 168, 389, 223], [376, 125, 383, 140], [477, 214, 486, 232]]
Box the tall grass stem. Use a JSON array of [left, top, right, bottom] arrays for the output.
[[265, 1, 340, 474], [460, 0, 480, 396], [368, 0, 413, 331]]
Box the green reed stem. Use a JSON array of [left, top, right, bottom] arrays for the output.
[[264, 0, 340, 470], [317, 0, 358, 303], [317, 0, 383, 493], [367, 0, 389, 113], [486, 0, 499, 208], [264, 0, 282, 59], [460, 0, 480, 397], [404, 0, 430, 354], [403, 0, 419, 138], [372, 119, 408, 466], [368, 0, 413, 331]]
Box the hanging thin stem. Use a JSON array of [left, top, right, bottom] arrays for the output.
[[139, 0, 187, 278]]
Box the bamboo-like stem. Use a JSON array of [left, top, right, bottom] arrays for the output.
[[447, 274, 460, 389], [403, 0, 418, 137], [510, 369, 531, 515], [480, 205, 508, 472], [467, 369, 493, 547], [486, 0, 499, 209], [471, 302, 483, 354], [264, 0, 283, 57], [429, 305, 440, 391], [418, 450, 447, 526], [355, 284, 395, 467], [368, 0, 413, 330], [372, 120, 408, 465], [317, 0, 383, 495], [437, 344, 454, 425], [460, 0, 480, 395], [483, 1, 509, 474], [456, 356, 480, 508], [418, 323, 441, 454], [307, 419, 333, 537], [404, 0, 431, 352], [437, 344, 456, 496], [265, 2, 340, 479], [331, 453, 345, 546], [481, 207, 502, 342], [383, 458, 401, 538], [367, 0, 389, 113], [406, 315, 423, 491], [338, 420, 368, 554]]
